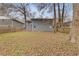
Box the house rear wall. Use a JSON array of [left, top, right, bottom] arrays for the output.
[[26, 21, 53, 32]]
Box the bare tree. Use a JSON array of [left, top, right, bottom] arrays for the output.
[[0, 3, 14, 16], [14, 3, 30, 30], [36, 3, 51, 18], [57, 3, 61, 28], [57, 3, 65, 28], [61, 3, 65, 24]]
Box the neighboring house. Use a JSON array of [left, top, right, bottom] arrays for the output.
[[0, 16, 24, 30], [26, 18, 53, 32]]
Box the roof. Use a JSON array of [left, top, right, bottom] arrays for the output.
[[9, 16, 25, 24], [31, 18, 53, 21], [0, 16, 10, 19], [26, 17, 31, 21], [31, 18, 53, 24], [0, 16, 24, 24], [12, 19, 24, 24]]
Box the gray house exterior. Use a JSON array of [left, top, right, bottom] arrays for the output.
[[26, 18, 71, 32], [0, 16, 71, 32], [12, 19, 24, 29], [0, 16, 24, 30], [26, 18, 53, 32]]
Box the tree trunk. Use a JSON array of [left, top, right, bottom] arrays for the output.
[[24, 14, 27, 30], [61, 3, 65, 27], [70, 16, 76, 43], [70, 4, 77, 43], [53, 3, 57, 32], [58, 3, 61, 28]]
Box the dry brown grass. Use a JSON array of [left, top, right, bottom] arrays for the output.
[[0, 32, 78, 56]]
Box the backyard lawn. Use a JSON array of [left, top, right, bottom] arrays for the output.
[[0, 32, 78, 56]]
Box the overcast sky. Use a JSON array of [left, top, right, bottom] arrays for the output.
[[28, 3, 73, 18], [9, 3, 73, 21]]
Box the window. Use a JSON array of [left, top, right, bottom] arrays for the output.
[[34, 25, 36, 28]]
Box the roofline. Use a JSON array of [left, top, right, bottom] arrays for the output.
[[12, 19, 24, 24], [0, 16, 25, 24], [31, 18, 53, 19], [31, 18, 53, 21]]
